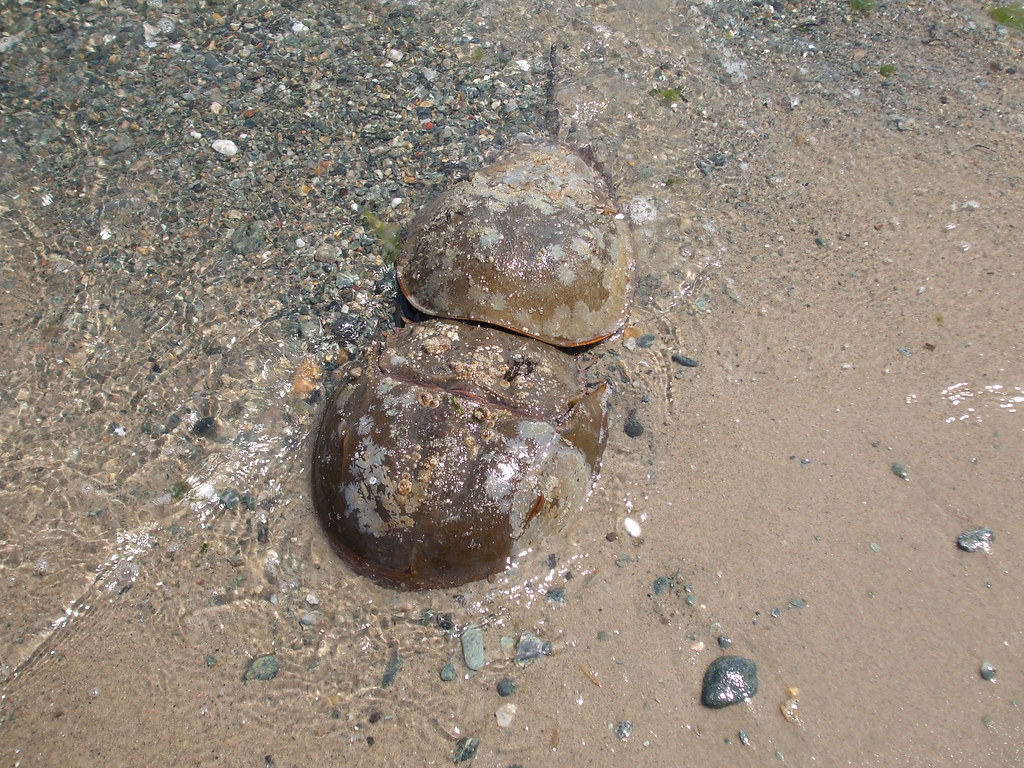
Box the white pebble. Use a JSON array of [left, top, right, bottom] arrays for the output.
[[515, 59, 531, 72], [212, 139, 238, 157], [495, 702, 517, 728], [292, 21, 310, 35], [623, 517, 642, 538]]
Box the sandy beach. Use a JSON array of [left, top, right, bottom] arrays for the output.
[[2, 1, 1022, 765]]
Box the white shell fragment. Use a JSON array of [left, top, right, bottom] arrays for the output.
[[623, 516, 642, 538], [212, 139, 239, 157]]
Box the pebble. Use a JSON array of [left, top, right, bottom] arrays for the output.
[[381, 650, 402, 688], [299, 611, 320, 627], [624, 408, 645, 438], [515, 632, 543, 668], [496, 678, 516, 697], [980, 662, 997, 681], [623, 517, 642, 538], [230, 221, 267, 255], [957, 527, 995, 553], [211, 138, 238, 157], [452, 737, 479, 763], [701, 656, 759, 709], [218, 489, 240, 510], [495, 702, 517, 728], [440, 662, 457, 682], [671, 352, 700, 367], [615, 720, 633, 741], [890, 462, 909, 480], [461, 624, 485, 671], [191, 417, 216, 437], [242, 654, 279, 683]]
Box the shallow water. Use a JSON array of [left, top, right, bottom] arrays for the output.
[[2, 0, 1023, 765]]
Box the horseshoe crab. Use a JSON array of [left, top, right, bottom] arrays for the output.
[[312, 320, 609, 588], [313, 70, 635, 589], [398, 141, 634, 347]]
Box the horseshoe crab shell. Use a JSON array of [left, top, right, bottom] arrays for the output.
[[397, 142, 635, 347], [312, 320, 608, 589]]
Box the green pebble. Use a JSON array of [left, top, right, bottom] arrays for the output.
[[980, 662, 997, 681], [890, 462, 909, 480], [452, 737, 479, 763], [461, 624, 485, 671], [717, 635, 732, 649], [242, 654, 278, 683], [496, 678, 516, 697], [440, 663, 456, 682], [381, 650, 402, 689]]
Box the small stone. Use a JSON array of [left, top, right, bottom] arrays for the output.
[[701, 656, 759, 708], [495, 702, 517, 728], [957, 527, 995, 553], [717, 635, 732, 649], [624, 408, 645, 438], [890, 462, 909, 480], [305, 593, 320, 606], [623, 517, 642, 538], [299, 611, 320, 627], [615, 720, 633, 741], [452, 737, 479, 763], [381, 650, 402, 688], [980, 662, 997, 681], [242, 654, 279, 683], [515, 632, 543, 668], [212, 138, 238, 157], [230, 221, 267, 255], [218, 489, 240, 510], [191, 417, 216, 437], [496, 678, 516, 697], [545, 586, 566, 604], [440, 662, 457, 682], [671, 352, 700, 367], [461, 624, 485, 671]]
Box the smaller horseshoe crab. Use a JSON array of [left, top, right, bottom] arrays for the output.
[[312, 50, 634, 589], [398, 141, 634, 347]]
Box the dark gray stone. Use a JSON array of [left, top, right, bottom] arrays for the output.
[[701, 655, 758, 708]]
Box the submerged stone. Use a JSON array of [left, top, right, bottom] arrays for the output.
[[242, 654, 279, 683]]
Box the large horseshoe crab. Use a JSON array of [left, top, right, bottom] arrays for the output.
[[312, 56, 635, 589]]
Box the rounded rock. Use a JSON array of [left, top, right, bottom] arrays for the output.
[[701, 655, 759, 709]]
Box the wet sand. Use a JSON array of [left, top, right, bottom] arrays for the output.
[[2, 1, 1022, 765]]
